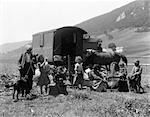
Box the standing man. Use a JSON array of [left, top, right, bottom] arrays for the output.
[[18, 44, 36, 97], [97, 38, 103, 52], [128, 60, 144, 93]]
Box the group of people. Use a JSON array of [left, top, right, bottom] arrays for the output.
[[37, 54, 68, 96], [18, 43, 144, 99], [18, 45, 69, 97], [73, 55, 144, 93], [96, 38, 144, 93]]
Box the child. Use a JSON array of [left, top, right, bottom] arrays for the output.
[[119, 62, 127, 80], [73, 56, 84, 89], [118, 62, 128, 92], [37, 55, 50, 95]]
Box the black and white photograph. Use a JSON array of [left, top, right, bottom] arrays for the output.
[[0, 0, 150, 116]]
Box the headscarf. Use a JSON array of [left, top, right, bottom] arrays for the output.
[[25, 44, 32, 51]]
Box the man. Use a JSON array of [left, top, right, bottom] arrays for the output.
[[108, 43, 117, 52], [128, 60, 144, 93], [103, 42, 117, 55], [18, 44, 36, 97], [97, 39, 103, 52]]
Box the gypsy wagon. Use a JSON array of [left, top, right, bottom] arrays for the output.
[[32, 26, 89, 74], [32, 26, 87, 62]]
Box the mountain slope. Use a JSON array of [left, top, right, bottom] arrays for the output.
[[0, 42, 32, 63], [0, 0, 150, 63], [95, 28, 150, 57], [77, 0, 150, 35], [0, 41, 31, 54], [76, 0, 150, 59]]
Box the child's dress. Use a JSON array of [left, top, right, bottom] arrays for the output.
[[74, 63, 84, 87], [37, 63, 50, 87], [54, 73, 68, 95]]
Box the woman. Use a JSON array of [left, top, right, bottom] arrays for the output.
[[54, 66, 68, 95], [88, 64, 107, 92]]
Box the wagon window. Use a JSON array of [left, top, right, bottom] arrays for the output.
[[40, 34, 44, 47]]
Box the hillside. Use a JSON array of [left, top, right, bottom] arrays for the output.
[[0, 0, 150, 63], [0, 41, 31, 54], [76, 0, 150, 59], [90, 28, 150, 57], [77, 0, 150, 35], [0, 42, 32, 63]]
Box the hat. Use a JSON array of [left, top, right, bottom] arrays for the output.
[[25, 44, 32, 51], [108, 43, 116, 49], [134, 59, 140, 63], [97, 38, 102, 43]]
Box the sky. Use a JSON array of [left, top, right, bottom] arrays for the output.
[[0, 0, 135, 45]]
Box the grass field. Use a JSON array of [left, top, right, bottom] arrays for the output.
[[0, 88, 150, 117], [0, 62, 150, 117]]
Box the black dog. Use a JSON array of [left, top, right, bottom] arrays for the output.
[[5, 78, 28, 101]]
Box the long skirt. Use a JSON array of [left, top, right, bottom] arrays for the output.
[[74, 73, 84, 86]]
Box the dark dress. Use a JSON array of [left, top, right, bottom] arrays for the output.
[[54, 73, 68, 95], [37, 64, 50, 86]]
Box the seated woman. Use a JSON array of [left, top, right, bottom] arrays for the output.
[[107, 62, 122, 90], [89, 64, 103, 80], [88, 64, 107, 92], [54, 66, 68, 95], [108, 62, 120, 78]]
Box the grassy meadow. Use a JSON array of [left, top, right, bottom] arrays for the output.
[[0, 61, 150, 117]]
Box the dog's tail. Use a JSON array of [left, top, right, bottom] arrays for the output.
[[5, 83, 14, 88]]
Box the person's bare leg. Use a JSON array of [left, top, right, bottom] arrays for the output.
[[40, 86, 43, 94], [45, 85, 48, 94]]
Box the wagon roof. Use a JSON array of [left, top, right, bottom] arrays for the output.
[[32, 29, 56, 36], [33, 26, 87, 37], [56, 26, 87, 34]]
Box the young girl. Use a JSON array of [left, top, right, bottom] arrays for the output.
[[37, 55, 50, 95], [73, 56, 84, 89], [119, 62, 127, 80]]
